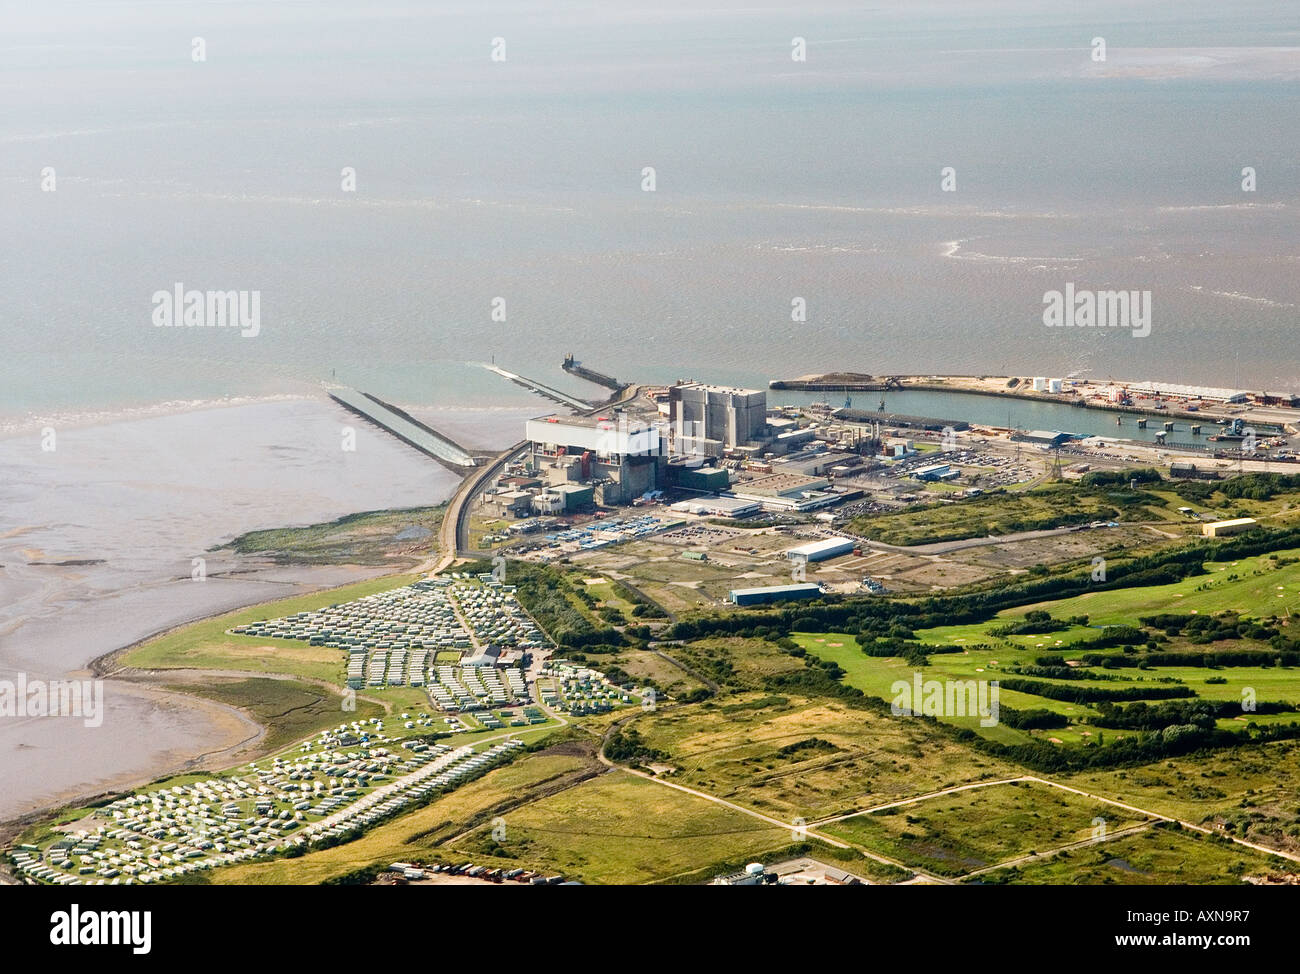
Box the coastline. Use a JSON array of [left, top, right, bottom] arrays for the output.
[[771, 372, 1300, 431], [0, 559, 413, 847], [0, 396, 472, 828]]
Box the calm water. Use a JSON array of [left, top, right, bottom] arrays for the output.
[[2, 0, 1299, 424]]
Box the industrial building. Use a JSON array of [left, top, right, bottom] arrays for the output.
[[668, 381, 768, 450], [1128, 381, 1248, 404], [1202, 517, 1258, 537], [525, 412, 666, 506], [729, 583, 823, 606], [668, 496, 760, 517], [785, 537, 855, 562], [1012, 430, 1072, 447], [911, 462, 956, 481], [485, 489, 534, 518], [735, 472, 830, 498], [672, 464, 730, 492]]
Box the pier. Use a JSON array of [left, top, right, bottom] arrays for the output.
[[328, 387, 478, 469], [770, 373, 887, 392], [562, 354, 621, 391], [481, 363, 592, 411], [833, 408, 970, 433]]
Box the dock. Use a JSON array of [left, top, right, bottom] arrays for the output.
[[834, 408, 970, 432], [562, 354, 621, 391], [328, 388, 478, 469], [770, 373, 887, 392], [481, 363, 591, 411]]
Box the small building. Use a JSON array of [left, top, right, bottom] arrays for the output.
[[486, 489, 535, 517], [729, 583, 823, 606], [911, 462, 954, 482], [550, 483, 594, 513], [463, 645, 503, 667], [1202, 517, 1258, 537]]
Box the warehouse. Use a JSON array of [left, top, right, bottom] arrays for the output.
[[1128, 381, 1248, 404], [785, 537, 854, 563], [1202, 517, 1258, 537], [1012, 430, 1072, 447], [669, 496, 760, 517], [729, 583, 823, 606]]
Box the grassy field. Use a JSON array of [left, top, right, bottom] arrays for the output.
[[822, 781, 1149, 877], [598, 648, 710, 699], [1061, 740, 1300, 856], [120, 573, 419, 682], [790, 548, 1300, 746], [945, 548, 1300, 629], [627, 692, 1015, 821], [226, 507, 444, 565], [972, 825, 1290, 885], [846, 481, 1178, 546], [446, 772, 795, 885]]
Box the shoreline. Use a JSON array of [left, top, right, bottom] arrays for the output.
[[1, 559, 420, 854], [771, 373, 1300, 431]]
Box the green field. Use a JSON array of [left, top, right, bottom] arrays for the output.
[[227, 507, 444, 565], [1061, 740, 1300, 855], [446, 772, 793, 885], [628, 691, 1015, 821], [973, 825, 1289, 885], [822, 781, 1149, 877], [120, 573, 420, 683], [846, 481, 1178, 546], [790, 548, 1300, 746]]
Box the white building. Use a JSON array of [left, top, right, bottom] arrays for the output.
[[785, 537, 854, 562]]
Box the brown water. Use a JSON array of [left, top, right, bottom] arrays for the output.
[[0, 397, 529, 821]]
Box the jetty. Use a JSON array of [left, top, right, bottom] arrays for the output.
[[328, 387, 478, 469], [562, 354, 621, 391], [481, 363, 591, 411]]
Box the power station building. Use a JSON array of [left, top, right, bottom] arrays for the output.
[[525, 412, 667, 506], [668, 382, 768, 450]]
